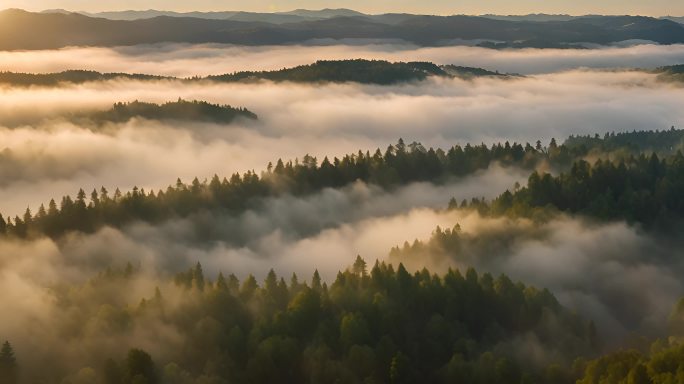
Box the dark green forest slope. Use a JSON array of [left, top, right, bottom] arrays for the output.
[[0, 60, 514, 87], [2, 261, 596, 384], [490, 151, 684, 226], [2, 129, 683, 239], [2, 130, 684, 384]]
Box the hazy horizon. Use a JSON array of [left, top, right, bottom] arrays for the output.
[[2, 0, 683, 17]]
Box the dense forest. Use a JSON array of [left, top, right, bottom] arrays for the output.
[[206, 60, 449, 85], [1, 130, 684, 383], [1, 260, 596, 384], [5, 60, 683, 89], [0, 60, 518, 88], [81, 100, 257, 125], [1, 129, 683, 240], [490, 151, 684, 226]]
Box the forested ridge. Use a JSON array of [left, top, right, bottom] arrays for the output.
[[0, 70, 169, 87], [206, 60, 449, 85], [1, 129, 683, 239], [0, 60, 517, 88], [80, 100, 257, 124], [490, 150, 684, 226], [0, 259, 597, 384]]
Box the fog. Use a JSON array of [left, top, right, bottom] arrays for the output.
[[2, 187, 681, 377], [0, 175, 528, 380], [389, 211, 684, 345], [1, 43, 684, 379], [1, 69, 683, 216], [1, 43, 684, 77]]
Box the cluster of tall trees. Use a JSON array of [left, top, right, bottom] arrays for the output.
[[0, 342, 17, 384], [564, 127, 684, 156], [20, 260, 595, 384], [575, 341, 684, 384], [0, 138, 550, 239], [83, 100, 257, 124], [2, 129, 682, 240], [491, 151, 684, 226]]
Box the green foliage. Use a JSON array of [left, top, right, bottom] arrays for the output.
[[577, 341, 684, 384], [2, 138, 550, 239], [491, 151, 684, 227], [42, 262, 595, 384], [4, 129, 683, 240], [564, 127, 684, 156]]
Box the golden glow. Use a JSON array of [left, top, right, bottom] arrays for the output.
[[0, 0, 682, 16]]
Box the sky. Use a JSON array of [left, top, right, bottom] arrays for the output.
[[1, 0, 683, 16]]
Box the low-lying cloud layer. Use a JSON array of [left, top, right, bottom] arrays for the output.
[[0, 175, 525, 379], [1, 69, 683, 216], [2, 182, 680, 377], [390, 211, 684, 345], [1, 44, 684, 375], [1, 43, 684, 77]]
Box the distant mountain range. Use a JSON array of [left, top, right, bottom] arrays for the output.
[[2, 9, 684, 50], [38, 9, 684, 24], [40, 8, 367, 23]]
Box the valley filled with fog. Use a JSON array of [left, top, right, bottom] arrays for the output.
[[2, 38, 684, 384]]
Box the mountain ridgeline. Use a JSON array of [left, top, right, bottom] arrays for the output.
[[0, 70, 169, 86], [2, 9, 684, 49], [0, 60, 517, 88], [207, 60, 448, 85]]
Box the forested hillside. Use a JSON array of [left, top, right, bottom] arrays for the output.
[[2, 129, 683, 239], [0, 60, 515, 87], [1, 260, 596, 384], [491, 151, 684, 226]]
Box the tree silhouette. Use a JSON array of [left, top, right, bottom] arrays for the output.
[[0, 341, 17, 384]]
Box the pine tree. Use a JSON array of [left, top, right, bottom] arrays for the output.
[[311, 270, 322, 291], [193, 262, 205, 291], [352, 255, 367, 277], [0, 341, 17, 384]]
